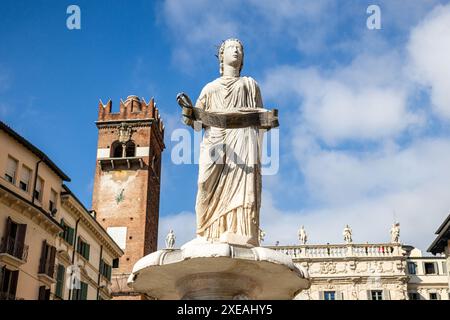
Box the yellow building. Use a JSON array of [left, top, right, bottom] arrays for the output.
[[0, 121, 123, 300], [56, 185, 123, 300]]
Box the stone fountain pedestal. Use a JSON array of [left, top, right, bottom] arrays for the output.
[[127, 238, 310, 300]]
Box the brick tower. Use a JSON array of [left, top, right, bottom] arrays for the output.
[[92, 95, 164, 299]]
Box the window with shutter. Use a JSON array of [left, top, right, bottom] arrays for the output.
[[0, 266, 4, 284], [48, 247, 56, 277], [34, 177, 44, 202], [108, 265, 112, 281], [81, 282, 88, 300], [55, 265, 65, 299], [85, 243, 90, 261], [39, 241, 56, 277], [1, 269, 19, 300], [38, 286, 50, 300], [77, 238, 90, 261], [59, 220, 65, 238], [49, 189, 57, 212], [19, 166, 31, 192], [67, 227, 74, 245], [5, 156, 18, 184], [60, 220, 75, 246], [9, 270, 18, 299], [39, 240, 47, 274], [100, 260, 112, 281], [15, 223, 27, 260], [77, 236, 81, 252]]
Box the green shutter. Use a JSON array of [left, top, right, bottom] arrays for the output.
[[68, 227, 74, 245], [85, 243, 90, 261], [81, 282, 88, 300], [59, 219, 65, 238], [77, 236, 81, 253], [55, 265, 65, 298], [0, 266, 4, 286]]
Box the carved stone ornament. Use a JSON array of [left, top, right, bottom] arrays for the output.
[[320, 262, 337, 274], [118, 123, 133, 143]]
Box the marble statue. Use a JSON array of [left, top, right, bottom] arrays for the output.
[[178, 38, 276, 247], [298, 225, 308, 245], [165, 229, 176, 249], [259, 228, 266, 243], [390, 222, 400, 243], [127, 39, 309, 301], [343, 225, 353, 244]]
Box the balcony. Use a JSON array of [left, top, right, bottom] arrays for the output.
[[98, 157, 145, 171], [267, 243, 404, 260], [0, 237, 28, 269], [38, 262, 56, 287]]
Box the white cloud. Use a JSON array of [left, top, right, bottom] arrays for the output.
[[296, 137, 450, 205], [262, 52, 423, 144], [407, 4, 450, 119]]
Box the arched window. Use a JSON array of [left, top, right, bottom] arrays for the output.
[[125, 141, 136, 157], [111, 141, 123, 158]]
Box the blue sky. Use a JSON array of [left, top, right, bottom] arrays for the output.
[[1, 0, 450, 251]]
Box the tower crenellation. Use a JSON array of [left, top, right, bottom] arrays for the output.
[[97, 96, 164, 134]]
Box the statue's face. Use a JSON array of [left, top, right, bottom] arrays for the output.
[[222, 40, 243, 69]]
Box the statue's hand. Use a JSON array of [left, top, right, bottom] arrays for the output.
[[182, 115, 194, 128], [177, 92, 194, 109]]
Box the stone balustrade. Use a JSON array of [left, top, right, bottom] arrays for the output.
[[266, 243, 404, 259]]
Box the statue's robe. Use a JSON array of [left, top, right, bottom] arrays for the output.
[[194, 76, 264, 246]]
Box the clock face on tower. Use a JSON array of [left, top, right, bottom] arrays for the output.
[[115, 188, 125, 204]]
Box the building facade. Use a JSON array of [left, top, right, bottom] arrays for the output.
[[92, 96, 165, 299], [55, 185, 124, 300], [428, 213, 450, 290], [404, 246, 448, 300], [267, 242, 448, 300], [0, 121, 123, 300]]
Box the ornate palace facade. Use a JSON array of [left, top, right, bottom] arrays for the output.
[[266, 242, 448, 300]]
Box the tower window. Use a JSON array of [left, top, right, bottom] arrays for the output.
[[125, 141, 136, 157], [111, 141, 123, 158]]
